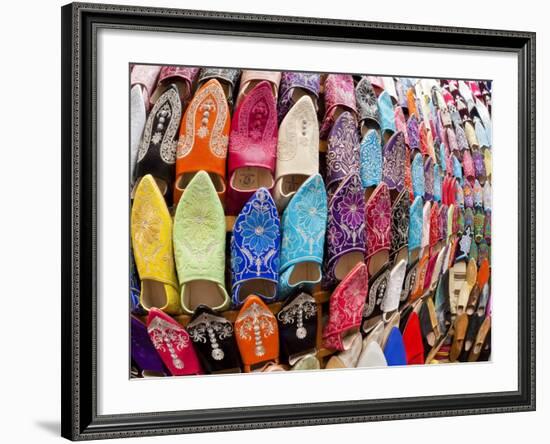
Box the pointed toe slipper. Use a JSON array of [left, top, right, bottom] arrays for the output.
[[173, 171, 229, 314], [382, 131, 407, 192], [174, 79, 230, 205], [187, 305, 242, 373], [378, 91, 396, 141], [365, 182, 391, 276], [323, 262, 368, 351], [227, 81, 278, 214], [274, 95, 320, 211], [380, 259, 407, 321], [390, 189, 410, 263], [130, 84, 148, 183], [424, 157, 435, 201], [131, 316, 167, 376], [277, 292, 318, 364], [402, 312, 425, 365], [147, 308, 202, 375], [359, 129, 383, 189], [384, 327, 407, 366], [277, 71, 320, 123], [235, 295, 280, 372], [355, 76, 380, 132], [133, 85, 182, 199], [468, 315, 491, 362], [456, 258, 477, 315], [408, 196, 424, 262], [326, 111, 360, 194], [150, 66, 199, 105], [323, 174, 366, 288], [320, 74, 357, 139], [131, 175, 181, 314], [411, 152, 425, 199], [356, 340, 387, 368], [278, 175, 327, 299], [407, 115, 420, 152], [236, 70, 281, 105], [231, 188, 280, 306], [131, 64, 161, 110]]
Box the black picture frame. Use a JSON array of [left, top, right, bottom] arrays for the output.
[[61, 2, 536, 440]]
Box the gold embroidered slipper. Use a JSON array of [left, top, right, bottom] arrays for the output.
[[131, 175, 181, 314], [173, 171, 230, 314]]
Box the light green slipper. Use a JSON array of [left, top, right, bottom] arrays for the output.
[[292, 354, 321, 371], [173, 170, 229, 314]]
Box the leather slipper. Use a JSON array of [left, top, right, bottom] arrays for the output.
[[449, 313, 469, 362]]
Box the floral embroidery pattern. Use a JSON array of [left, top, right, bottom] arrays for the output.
[[429, 203, 440, 246], [187, 312, 234, 361], [148, 316, 190, 370], [231, 189, 280, 304], [382, 131, 407, 191], [359, 129, 382, 188], [137, 86, 181, 164], [355, 77, 379, 125], [323, 263, 368, 351], [277, 293, 317, 340], [324, 174, 366, 286], [411, 153, 425, 199], [365, 183, 392, 260], [326, 111, 360, 188], [390, 189, 410, 259], [378, 91, 396, 134], [424, 158, 434, 201], [277, 72, 320, 123], [236, 302, 276, 357], [408, 196, 423, 251]]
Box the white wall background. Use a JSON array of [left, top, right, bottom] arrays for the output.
[[0, 0, 545, 442]]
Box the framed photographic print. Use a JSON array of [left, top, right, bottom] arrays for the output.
[[61, 2, 536, 440]]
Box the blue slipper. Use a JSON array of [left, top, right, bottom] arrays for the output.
[[384, 327, 407, 366], [411, 152, 425, 199], [278, 174, 328, 299], [231, 188, 281, 307], [359, 129, 382, 189]]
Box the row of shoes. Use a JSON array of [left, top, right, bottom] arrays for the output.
[[130, 66, 492, 377]]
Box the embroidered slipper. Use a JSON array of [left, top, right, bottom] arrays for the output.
[[320, 74, 357, 139], [407, 87, 419, 118], [473, 209, 485, 243], [227, 81, 278, 214], [380, 259, 407, 322], [404, 146, 414, 201], [382, 131, 407, 193], [462, 149, 475, 186], [277, 72, 320, 123], [197, 68, 241, 106], [452, 155, 463, 185], [421, 201, 432, 255], [411, 153, 425, 199], [468, 316, 491, 362], [174, 79, 230, 205], [402, 312, 425, 365], [277, 292, 318, 365], [365, 182, 392, 276], [438, 204, 448, 245], [131, 64, 161, 111], [384, 327, 407, 366], [477, 258, 490, 290], [133, 85, 181, 199], [429, 202, 440, 250], [390, 189, 410, 263], [235, 295, 280, 372], [407, 115, 420, 152], [323, 174, 366, 288], [362, 262, 391, 333], [408, 196, 424, 262], [278, 175, 327, 299], [394, 107, 408, 143], [449, 260, 467, 317], [463, 181, 474, 208], [325, 332, 363, 368], [474, 117, 490, 150], [231, 188, 280, 306], [355, 77, 380, 134], [131, 316, 168, 376], [274, 95, 319, 211], [173, 171, 229, 314], [434, 164, 443, 203], [150, 66, 199, 105], [473, 149, 487, 185], [464, 120, 479, 150], [449, 312, 469, 362], [435, 269, 452, 335], [323, 262, 368, 351], [326, 111, 360, 194], [187, 305, 242, 373], [359, 129, 383, 189], [456, 258, 477, 315], [131, 175, 181, 314], [147, 308, 202, 375], [378, 91, 396, 142], [130, 84, 148, 183], [292, 354, 320, 371], [382, 76, 398, 103], [473, 179, 483, 208], [409, 251, 430, 302], [236, 70, 281, 106]]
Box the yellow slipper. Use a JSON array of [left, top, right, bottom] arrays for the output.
[[131, 175, 181, 314]]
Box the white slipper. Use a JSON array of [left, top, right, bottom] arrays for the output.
[[380, 259, 407, 321]]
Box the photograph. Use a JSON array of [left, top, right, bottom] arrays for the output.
[[129, 66, 493, 377]]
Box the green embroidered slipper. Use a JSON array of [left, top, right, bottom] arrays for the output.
[[173, 170, 229, 314]]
